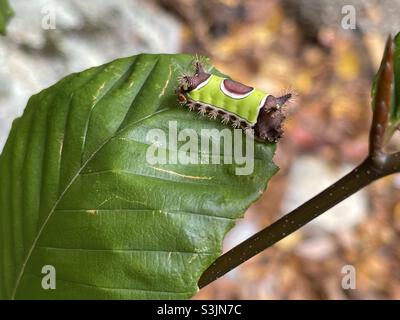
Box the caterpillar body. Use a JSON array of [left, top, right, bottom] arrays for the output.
[[176, 61, 292, 143]]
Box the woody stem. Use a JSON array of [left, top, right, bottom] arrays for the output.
[[198, 153, 400, 288]]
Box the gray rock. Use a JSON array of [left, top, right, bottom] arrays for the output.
[[282, 0, 400, 36], [0, 0, 181, 152]]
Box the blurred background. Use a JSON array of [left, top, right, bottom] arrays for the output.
[[1, 0, 400, 299]]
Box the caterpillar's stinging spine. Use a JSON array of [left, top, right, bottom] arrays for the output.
[[232, 119, 241, 129], [221, 113, 230, 124], [209, 109, 219, 119], [198, 105, 208, 116]]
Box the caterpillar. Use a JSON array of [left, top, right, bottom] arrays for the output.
[[176, 61, 292, 143]]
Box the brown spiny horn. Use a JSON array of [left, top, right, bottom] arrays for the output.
[[276, 93, 292, 107], [195, 61, 206, 75]]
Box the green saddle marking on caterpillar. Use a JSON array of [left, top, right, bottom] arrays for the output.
[[187, 74, 267, 125]]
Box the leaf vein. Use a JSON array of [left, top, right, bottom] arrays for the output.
[[36, 246, 213, 255], [54, 208, 235, 221], [80, 58, 139, 165]]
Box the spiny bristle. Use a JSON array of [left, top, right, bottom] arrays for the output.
[[191, 55, 212, 74], [208, 109, 218, 119], [232, 119, 241, 128], [193, 54, 201, 67], [221, 113, 230, 124], [279, 86, 298, 105], [188, 103, 196, 111], [178, 72, 191, 85], [174, 62, 192, 80], [178, 74, 187, 85], [198, 105, 207, 115]]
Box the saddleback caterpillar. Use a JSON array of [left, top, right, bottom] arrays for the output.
[[176, 61, 292, 143]]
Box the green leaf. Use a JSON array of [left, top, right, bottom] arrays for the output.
[[0, 54, 277, 299], [0, 0, 13, 35]]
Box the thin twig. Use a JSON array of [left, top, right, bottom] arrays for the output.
[[199, 156, 399, 288]]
